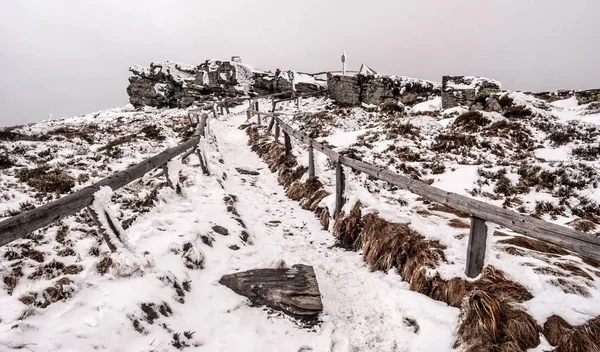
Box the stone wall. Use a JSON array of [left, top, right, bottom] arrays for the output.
[[327, 73, 439, 107], [441, 76, 502, 110]]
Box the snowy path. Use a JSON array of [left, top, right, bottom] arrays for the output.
[[0, 110, 458, 352], [205, 112, 459, 352]]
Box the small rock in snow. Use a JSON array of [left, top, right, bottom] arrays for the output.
[[235, 168, 260, 176], [212, 225, 229, 236]]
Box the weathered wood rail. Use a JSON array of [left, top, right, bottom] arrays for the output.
[[248, 108, 600, 277]]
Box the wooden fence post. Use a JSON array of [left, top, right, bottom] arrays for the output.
[[335, 159, 346, 216], [246, 110, 251, 121], [196, 149, 210, 176], [296, 97, 301, 110], [274, 123, 280, 141], [219, 105, 224, 115], [212, 104, 218, 118], [255, 101, 259, 114], [284, 132, 292, 155], [224, 103, 230, 114], [271, 97, 276, 113], [162, 164, 174, 189], [308, 140, 315, 179], [267, 116, 275, 134], [257, 112, 261, 126], [465, 217, 488, 278]]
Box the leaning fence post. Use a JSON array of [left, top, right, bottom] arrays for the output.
[[465, 217, 488, 278], [86, 206, 118, 252], [308, 140, 315, 179], [335, 158, 346, 216], [274, 123, 280, 141], [267, 116, 275, 133], [284, 131, 292, 155], [271, 97, 276, 113]]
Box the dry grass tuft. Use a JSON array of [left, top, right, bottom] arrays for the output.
[[549, 278, 591, 297], [454, 291, 540, 351], [17, 165, 75, 194], [333, 201, 363, 250], [498, 236, 569, 256], [448, 218, 470, 229], [319, 207, 330, 230], [569, 218, 597, 233], [543, 314, 600, 352], [428, 204, 470, 218]]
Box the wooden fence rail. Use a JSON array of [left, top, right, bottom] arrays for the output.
[[247, 109, 600, 276]]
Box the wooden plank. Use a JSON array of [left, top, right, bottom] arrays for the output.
[[308, 141, 315, 179], [465, 217, 488, 278], [335, 160, 345, 216], [284, 132, 292, 155], [0, 136, 200, 247]]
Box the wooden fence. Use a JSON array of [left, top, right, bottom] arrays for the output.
[[247, 109, 600, 277]]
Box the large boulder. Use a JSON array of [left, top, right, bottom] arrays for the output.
[[441, 76, 502, 110], [219, 264, 323, 320], [575, 89, 600, 105]]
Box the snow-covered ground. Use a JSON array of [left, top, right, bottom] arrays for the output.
[[1, 105, 459, 351], [1, 89, 600, 351]]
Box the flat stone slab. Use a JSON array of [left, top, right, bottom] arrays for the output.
[[219, 264, 323, 320], [235, 167, 260, 176]]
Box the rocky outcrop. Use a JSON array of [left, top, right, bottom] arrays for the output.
[[327, 73, 439, 107], [127, 60, 255, 109], [219, 264, 323, 321], [575, 89, 600, 105], [441, 76, 502, 110], [127, 60, 326, 108]]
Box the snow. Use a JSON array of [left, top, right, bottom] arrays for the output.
[[2, 89, 600, 350], [166, 159, 182, 188], [445, 76, 502, 92], [410, 97, 442, 113], [318, 128, 372, 148], [551, 95, 578, 109]]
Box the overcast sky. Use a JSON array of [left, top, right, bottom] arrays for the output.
[[1, 0, 599, 126]]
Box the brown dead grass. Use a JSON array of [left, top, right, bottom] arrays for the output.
[[333, 201, 363, 250], [543, 315, 600, 352], [497, 236, 570, 256], [428, 204, 470, 218], [454, 290, 540, 351], [448, 218, 470, 229]]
